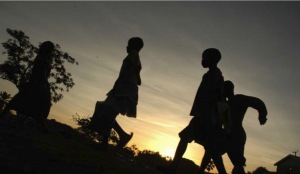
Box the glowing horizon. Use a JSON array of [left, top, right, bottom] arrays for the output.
[[1, 1, 300, 173]]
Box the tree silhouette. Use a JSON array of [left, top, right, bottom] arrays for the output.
[[0, 28, 78, 103], [252, 166, 270, 174], [0, 91, 12, 111]]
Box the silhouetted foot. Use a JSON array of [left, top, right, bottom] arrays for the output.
[[116, 132, 133, 150], [156, 165, 176, 174]]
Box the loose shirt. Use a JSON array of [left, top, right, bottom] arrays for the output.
[[190, 67, 224, 121]]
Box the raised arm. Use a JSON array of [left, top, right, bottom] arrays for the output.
[[247, 96, 268, 125]]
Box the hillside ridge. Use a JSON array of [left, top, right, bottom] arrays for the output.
[[0, 115, 202, 174]]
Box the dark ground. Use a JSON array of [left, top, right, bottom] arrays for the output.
[[0, 114, 203, 174]]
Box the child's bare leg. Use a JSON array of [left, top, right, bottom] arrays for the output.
[[114, 121, 133, 149]]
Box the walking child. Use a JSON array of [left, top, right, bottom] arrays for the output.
[[157, 48, 227, 174], [89, 37, 144, 150], [0, 41, 55, 132]]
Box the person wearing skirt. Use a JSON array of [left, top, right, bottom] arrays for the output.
[[89, 37, 144, 150], [0, 41, 54, 132]]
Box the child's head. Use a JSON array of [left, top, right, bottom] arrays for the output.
[[224, 80, 234, 98], [39, 41, 55, 56], [127, 37, 144, 53], [201, 48, 221, 68]]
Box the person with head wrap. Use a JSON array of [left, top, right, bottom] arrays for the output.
[[0, 41, 55, 132]]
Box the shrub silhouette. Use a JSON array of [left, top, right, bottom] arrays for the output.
[[0, 91, 12, 111], [72, 113, 119, 145], [252, 166, 271, 174]]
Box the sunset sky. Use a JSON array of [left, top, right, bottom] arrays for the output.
[[1, 1, 300, 173]]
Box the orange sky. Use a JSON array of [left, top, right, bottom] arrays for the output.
[[1, 1, 300, 173]]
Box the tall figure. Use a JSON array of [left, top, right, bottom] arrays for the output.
[[224, 80, 267, 174], [89, 37, 144, 150], [0, 41, 55, 132], [157, 48, 227, 174]]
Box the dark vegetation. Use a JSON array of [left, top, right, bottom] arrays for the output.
[[0, 28, 78, 103], [0, 113, 202, 174]]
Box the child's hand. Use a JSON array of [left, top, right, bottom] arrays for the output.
[[258, 116, 267, 125]]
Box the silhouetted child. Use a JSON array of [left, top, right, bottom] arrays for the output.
[[157, 48, 227, 174], [89, 37, 144, 150], [198, 100, 231, 174], [0, 41, 54, 132], [198, 81, 268, 174], [223, 80, 267, 174]]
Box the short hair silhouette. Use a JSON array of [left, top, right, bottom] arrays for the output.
[[157, 48, 227, 174], [127, 37, 144, 52], [202, 48, 221, 63], [39, 41, 55, 55], [224, 80, 234, 90]]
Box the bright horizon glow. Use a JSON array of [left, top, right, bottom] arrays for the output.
[[1, 1, 300, 173], [161, 147, 175, 159]]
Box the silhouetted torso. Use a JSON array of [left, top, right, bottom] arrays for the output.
[[190, 67, 224, 120], [228, 94, 267, 142], [108, 51, 141, 104], [29, 54, 51, 90]]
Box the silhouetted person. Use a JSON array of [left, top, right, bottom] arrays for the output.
[[225, 80, 267, 174], [198, 80, 268, 174], [198, 100, 231, 174], [89, 37, 144, 150], [0, 41, 54, 132], [157, 48, 227, 174]]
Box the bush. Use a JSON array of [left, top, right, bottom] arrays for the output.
[[72, 113, 119, 145], [252, 166, 270, 174]]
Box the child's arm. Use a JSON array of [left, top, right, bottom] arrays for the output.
[[247, 96, 268, 125], [128, 50, 142, 86]]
